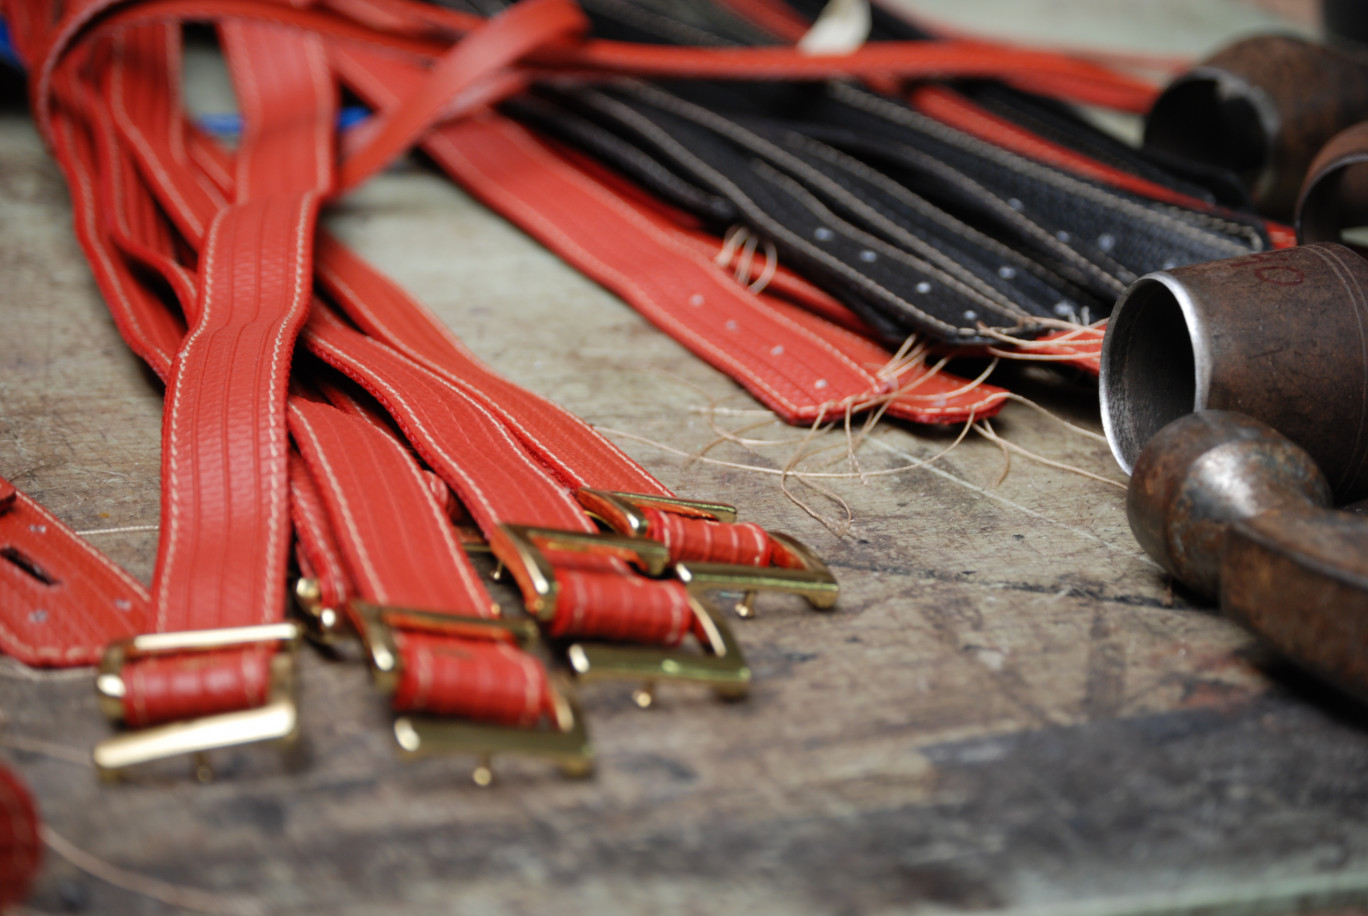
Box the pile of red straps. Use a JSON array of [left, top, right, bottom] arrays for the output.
[[0, 0, 1216, 898], [0, 0, 1167, 777]]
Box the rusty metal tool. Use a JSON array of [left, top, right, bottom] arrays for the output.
[[1128, 410, 1368, 702], [1100, 241, 1368, 503], [1145, 35, 1368, 217], [1297, 119, 1368, 244]]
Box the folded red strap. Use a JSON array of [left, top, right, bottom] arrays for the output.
[[337, 0, 587, 191], [391, 634, 554, 726], [642, 508, 773, 567], [550, 568, 694, 644], [122, 647, 273, 727]]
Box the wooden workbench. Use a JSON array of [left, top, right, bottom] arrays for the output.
[[5, 2, 1366, 913]]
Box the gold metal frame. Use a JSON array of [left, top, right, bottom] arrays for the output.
[[496, 520, 752, 704], [394, 677, 593, 784], [293, 577, 348, 645], [566, 597, 751, 707], [92, 623, 302, 778], [675, 532, 840, 617], [575, 490, 840, 618], [346, 599, 593, 783], [495, 523, 670, 618]]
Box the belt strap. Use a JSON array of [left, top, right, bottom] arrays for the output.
[[0, 476, 147, 666]]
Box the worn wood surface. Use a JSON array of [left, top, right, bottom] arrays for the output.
[[5, 2, 1368, 914]]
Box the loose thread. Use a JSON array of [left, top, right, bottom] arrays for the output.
[[0, 734, 92, 767], [973, 421, 1126, 490], [746, 239, 778, 294], [714, 225, 779, 294], [780, 407, 854, 534], [41, 826, 266, 916], [981, 418, 1013, 487], [999, 392, 1109, 444], [597, 413, 975, 482]]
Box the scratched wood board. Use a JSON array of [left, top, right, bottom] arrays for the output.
[[6, 2, 1368, 914]]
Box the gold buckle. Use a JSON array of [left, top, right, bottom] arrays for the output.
[[92, 623, 301, 780], [576, 488, 737, 536], [576, 489, 839, 618], [675, 532, 839, 618], [495, 522, 751, 706], [494, 523, 671, 618], [348, 599, 592, 784], [567, 596, 750, 708], [395, 680, 592, 786]]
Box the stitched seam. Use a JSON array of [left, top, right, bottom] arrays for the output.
[[306, 330, 587, 533], [571, 86, 967, 340], [428, 116, 883, 414], [317, 260, 590, 487], [831, 83, 1258, 255], [752, 161, 1030, 326], [292, 408, 387, 602], [623, 82, 1030, 321], [787, 133, 1089, 308], [112, 32, 208, 241], [430, 126, 809, 412]]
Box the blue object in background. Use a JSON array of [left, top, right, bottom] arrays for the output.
[[0, 16, 22, 69], [198, 106, 372, 135]]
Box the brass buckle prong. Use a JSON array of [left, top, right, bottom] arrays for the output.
[[393, 676, 593, 784], [565, 597, 750, 705], [495, 524, 671, 617], [92, 623, 302, 779]]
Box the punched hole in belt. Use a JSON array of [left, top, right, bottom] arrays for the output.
[[0, 547, 59, 586]]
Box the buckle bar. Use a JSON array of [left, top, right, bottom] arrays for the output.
[[676, 532, 839, 618], [92, 623, 301, 779], [566, 597, 750, 707], [348, 598, 538, 695], [394, 677, 593, 784]]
